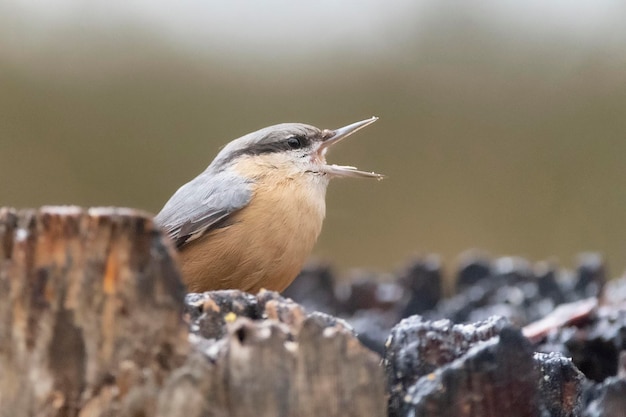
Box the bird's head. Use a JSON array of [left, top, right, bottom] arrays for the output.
[[210, 117, 383, 181]]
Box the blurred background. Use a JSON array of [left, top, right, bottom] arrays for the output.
[[2, 1, 626, 278]]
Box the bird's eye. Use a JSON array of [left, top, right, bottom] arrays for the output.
[[286, 136, 303, 149]]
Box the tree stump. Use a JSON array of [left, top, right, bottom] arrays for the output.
[[0, 206, 386, 417]]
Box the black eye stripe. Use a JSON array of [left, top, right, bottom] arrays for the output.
[[224, 135, 311, 162]]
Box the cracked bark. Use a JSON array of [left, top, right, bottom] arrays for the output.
[[0, 206, 386, 417]]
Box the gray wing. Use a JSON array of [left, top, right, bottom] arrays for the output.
[[154, 170, 253, 248]]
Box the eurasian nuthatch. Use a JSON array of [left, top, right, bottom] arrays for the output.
[[155, 117, 382, 293]]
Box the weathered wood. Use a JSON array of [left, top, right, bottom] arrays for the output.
[[385, 319, 583, 417], [384, 315, 510, 416], [182, 290, 387, 417], [0, 206, 188, 417], [0, 207, 386, 417]]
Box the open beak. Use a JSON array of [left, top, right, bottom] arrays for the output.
[[318, 116, 384, 179]]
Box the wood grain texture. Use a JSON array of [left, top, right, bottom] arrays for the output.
[[0, 206, 188, 417], [0, 207, 386, 417]]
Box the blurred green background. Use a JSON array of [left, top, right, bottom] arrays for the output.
[[2, 1, 626, 277]]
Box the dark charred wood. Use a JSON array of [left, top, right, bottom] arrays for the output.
[[536, 266, 568, 305], [535, 352, 584, 417], [580, 377, 626, 417], [349, 309, 399, 355], [537, 307, 626, 383], [397, 256, 442, 317], [574, 253, 606, 299], [283, 262, 339, 314], [455, 253, 492, 291], [384, 315, 509, 415], [391, 327, 541, 417], [386, 325, 585, 417], [286, 256, 444, 354]]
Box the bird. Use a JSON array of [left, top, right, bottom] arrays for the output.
[[154, 117, 382, 294]]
